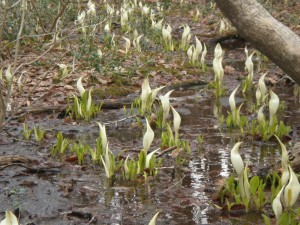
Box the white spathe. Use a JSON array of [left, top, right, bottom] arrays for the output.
[[229, 86, 239, 113], [148, 212, 160, 225], [0, 211, 19, 225], [272, 185, 284, 223], [159, 90, 173, 125], [77, 77, 86, 97], [171, 106, 181, 140], [140, 77, 151, 114], [143, 118, 154, 153], [258, 72, 267, 102], [86, 88, 92, 111], [96, 122, 108, 153], [145, 148, 160, 168], [284, 166, 300, 207], [269, 90, 279, 117], [230, 141, 244, 177]]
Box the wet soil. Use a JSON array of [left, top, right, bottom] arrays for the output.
[[0, 1, 300, 225]]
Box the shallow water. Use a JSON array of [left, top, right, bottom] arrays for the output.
[[76, 84, 298, 225], [1, 55, 300, 225]]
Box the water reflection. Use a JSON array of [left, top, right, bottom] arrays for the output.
[[46, 82, 299, 224]]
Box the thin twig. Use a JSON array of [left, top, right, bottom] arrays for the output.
[[156, 146, 177, 158], [103, 114, 140, 126], [48, 0, 69, 33], [160, 175, 186, 194], [28, 0, 46, 34]]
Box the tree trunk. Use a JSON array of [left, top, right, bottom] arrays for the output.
[[214, 0, 300, 86]]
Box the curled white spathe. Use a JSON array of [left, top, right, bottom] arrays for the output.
[[230, 141, 244, 177], [257, 105, 265, 126], [272, 185, 284, 222], [258, 72, 267, 101], [284, 166, 300, 208], [195, 36, 202, 60], [214, 43, 223, 59], [171, 106, 181, 140], [140, 77, 151, 114], [145, 148, 160, 169], [150, 86, 165, 106], [77, 76, 86, 97], [229, 86, 239, 113], [143, 118, 154, 153], [86, 88, 92, 111], [159, 90, 173, 125], [269, 90, 279, 117], [0, 210, 19, 225], [96, 122, 108, 153]]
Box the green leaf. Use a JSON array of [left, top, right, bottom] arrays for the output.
[[250, 176, 260, 195], [138, 150, 147, 174], [261, 214, 271, 225]]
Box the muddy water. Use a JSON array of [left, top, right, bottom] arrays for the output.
[[1, 87, 299, 224], [1, 67, 300, 224], [79, 84, 298, 225]]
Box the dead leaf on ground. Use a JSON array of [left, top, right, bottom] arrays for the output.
[[171, 148, 183, 158]]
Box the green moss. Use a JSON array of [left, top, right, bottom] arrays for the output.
[[93, 85, 134, 99]]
